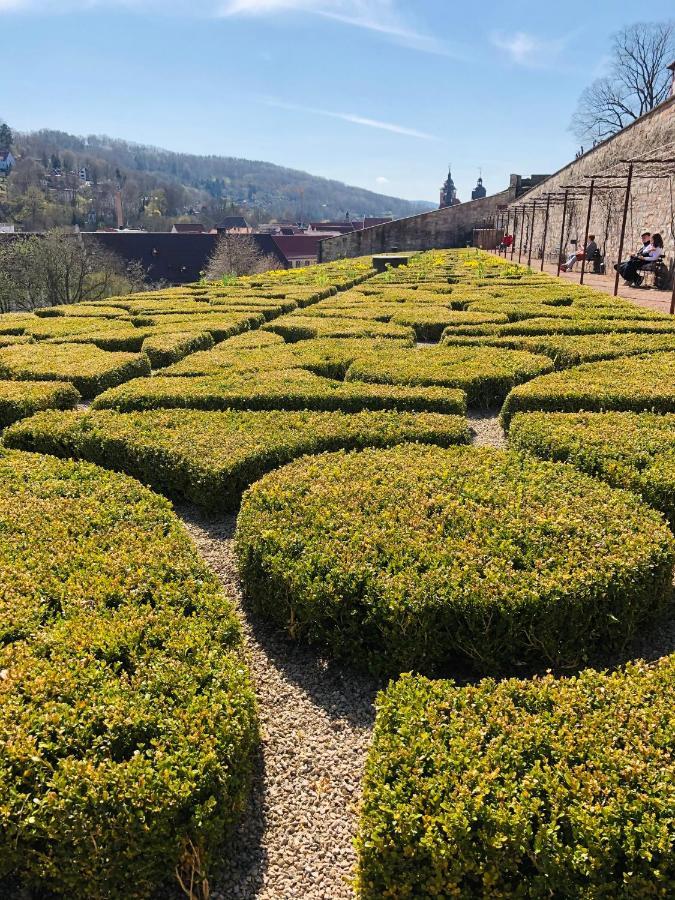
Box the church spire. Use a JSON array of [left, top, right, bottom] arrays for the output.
[[440, 164, 458, 209]]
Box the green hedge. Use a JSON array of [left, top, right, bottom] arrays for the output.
[[92, 369, 467, 415], [0, 450, 257, 898], [357, 665, 675, 898], [0, 379, 80, 427], [390, 308, 509, 342], [0, 343, 151, 399], [47, 327, 152, 352], [509, 410, 675, 524], [141, 330, 214, 369], [5, 408, 470, 511], [501, 352, 675, 427], [345, 346, 553, 406], [444, 331, 675, 368], [235, 444, 673, 675], [263, 314, 415, 343], [34, 304, 130, 319], [26, 316, 136, 342]]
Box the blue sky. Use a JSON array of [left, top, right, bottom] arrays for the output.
[[0, 0, 659, 204]]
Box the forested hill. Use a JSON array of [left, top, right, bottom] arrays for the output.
[[8, 128, 434, 227]]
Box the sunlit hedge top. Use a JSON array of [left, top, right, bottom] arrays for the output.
[[235, 444, 674, 675]]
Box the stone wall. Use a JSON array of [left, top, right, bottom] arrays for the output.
[[318, 188, 513, 262], [507, 96, 675, 273]]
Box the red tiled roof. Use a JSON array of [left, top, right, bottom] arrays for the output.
[[272, 235, 323, 258]]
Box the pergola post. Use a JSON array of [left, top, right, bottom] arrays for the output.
[[613, 163, 634, 297], [511, 209, 518, 260], [517, 207, 526, 263], [556, 189, 569, 277], [579, 178, 595, 285], [527, 202, 536, 268], [540, 194, 551, 272]]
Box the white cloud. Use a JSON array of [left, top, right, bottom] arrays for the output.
[[260, 97, 440, 140], [221, 0, 450, 54], [490, 30, 566, 68], [375, 175, 389, 184]]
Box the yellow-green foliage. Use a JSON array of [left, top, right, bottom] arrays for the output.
[[444, 331, 675, 367], [0, 379, 80, 426], [33, 304, 131, 319], [501, 352, 675, 427], [92, 368, 467, 415], [141, 330, 214, 369], [345, 346, 553, 406], [5, 408, 470, 511], [235, 444, 674, 675], [0, 343, 151, 398], [0, 450, 257, 898], [357, 665, 675, 898], [509, 410, 675, 523], [263, 314, 415, 343]]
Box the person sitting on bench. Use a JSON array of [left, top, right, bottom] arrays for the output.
[[561, 235, 598, 272], [616, 232, 663, 287]]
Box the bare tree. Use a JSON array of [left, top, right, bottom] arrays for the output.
[[0, 230, 148, 311], [571, 21, 674, 143], [205, 233, 278, 280]]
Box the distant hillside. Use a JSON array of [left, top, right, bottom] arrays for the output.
[[1, 127, 434, 230]]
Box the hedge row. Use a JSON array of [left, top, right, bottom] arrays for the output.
[[0, 379, 80, 426], [345, 346, 554, 407], [235, 444, 674, 675], [263, 314, 415, 343], [4, 408, 470, 511], [509, 410, 675, 524], [501, 352, 675, 427], [0, 343, 151, 398], [443, 330, 675, 368], [141, 329, 215, 369], [0, 450, 257, 897], [92, 369, 467, 415], [357, 664, 675, 898]]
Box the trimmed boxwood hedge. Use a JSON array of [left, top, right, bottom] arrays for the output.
[[509, 410, 675, 524], [141, 329, 214, 369], [0, 379, 80, 427], [356, 664, 675, 899], [0, 343, 151, 399], [5, 408, 470, 511], [235, 444, 674, 675], [345, 346, 554, 407], [92, 369, 467, 415], [0, 450, 257, 898], [500, 352, 675, 427], [443, 331, 675, 368], [263, 314, 415, 343]]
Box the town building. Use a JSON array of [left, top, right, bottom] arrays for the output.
[[214, 216, 251, 234], [170, 223, 206, 234], [0, 150, 16, 174], [272, 234, 323, 267]]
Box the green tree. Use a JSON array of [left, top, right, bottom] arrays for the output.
[[0, 123, 12, 152]]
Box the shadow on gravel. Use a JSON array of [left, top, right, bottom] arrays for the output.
[[177, 505, 381, 730]]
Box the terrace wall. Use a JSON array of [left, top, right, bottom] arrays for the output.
[[318, 188, 513, 262], [507, 96, 675, 272]]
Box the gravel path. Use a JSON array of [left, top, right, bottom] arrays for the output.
[[469, 410, 506, 448], [178, 508, 380, 900]]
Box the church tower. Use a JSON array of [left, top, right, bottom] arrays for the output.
[[440, 166, 459, 209], [471, 174, 487, 200]]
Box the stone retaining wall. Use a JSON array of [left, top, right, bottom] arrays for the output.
[[507, 97, 675, 275], [318, 189, 512, 262]]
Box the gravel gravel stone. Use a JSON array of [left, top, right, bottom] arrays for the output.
[[178, 508, 381, 900], [469, 410, 506, 447]]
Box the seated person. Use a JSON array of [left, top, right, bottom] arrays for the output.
[[561, 235, 598, 271], [616, 232, 664, 287]]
